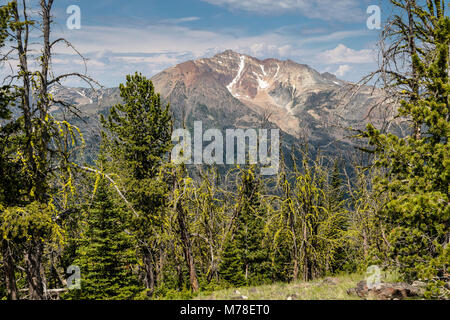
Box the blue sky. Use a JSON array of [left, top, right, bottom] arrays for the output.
[[46, 0, 392, 87]]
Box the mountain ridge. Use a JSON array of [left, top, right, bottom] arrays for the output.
[[50, 50, 397, 163]]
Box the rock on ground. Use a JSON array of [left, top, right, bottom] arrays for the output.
[[347, 280, 423, 300]]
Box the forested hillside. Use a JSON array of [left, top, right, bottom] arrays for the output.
[[0, 0, 448, 300]]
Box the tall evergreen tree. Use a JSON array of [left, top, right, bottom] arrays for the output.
[[364, 0, 449, 296], [100, 72, 173, 293], [328, 159, 349, 272], [67, 179, 142, 300], [220, 235, 246, 287], [220, 167, 271, 286], [329, 159, 345, 208]]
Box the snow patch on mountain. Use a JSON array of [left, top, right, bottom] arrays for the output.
[[75, 89, 93, 104], [274, 64, 280, 78], [261, 65, 267, 76], [257, 77, 269, 90], [227, 55, 246, 96]]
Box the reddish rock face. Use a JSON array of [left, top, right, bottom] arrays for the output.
[[149, 50, 398, 144], [49, 50, 404, 162]]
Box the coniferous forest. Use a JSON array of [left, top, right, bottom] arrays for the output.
[[0, 0, 448, 301]]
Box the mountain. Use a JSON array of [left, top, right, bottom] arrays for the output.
[[50, 50, 397, 163]]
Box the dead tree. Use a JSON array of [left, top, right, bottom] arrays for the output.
[[1, 0, 98, 300]]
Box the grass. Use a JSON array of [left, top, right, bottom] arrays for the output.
[[193, 272, 401, 300]]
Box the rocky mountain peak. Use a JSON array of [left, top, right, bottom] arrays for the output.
[[50, 50, 395, 160]]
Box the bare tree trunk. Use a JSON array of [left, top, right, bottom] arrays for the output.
[[245, 264, 249, 280], [11, 1, 35, 181], [176, 261, 183, 288], [24, 241, 45, 300], [203, 216, 218, 282], [176, 201, 199, 292], [1, 240, 19, 300], [292, 258, 299, 281], [280, 170, 300, 282], [406, 0, 422, 140], [34, 0, 53, 202], [362, 228, 368, 257], [156, 247, 164, 285], [142, 249, 155, 293], [302, 222, 309, 282], [289, 212, 299, 280], [5, 0, 97, 300]]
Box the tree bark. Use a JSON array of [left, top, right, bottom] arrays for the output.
[[142, 249, 155, 293], [176, 201, 199, 292], [302, 222, 309, 282], [34, 0, 53, 203], [289, 210, 299, 281], [156, 247, 164, 285], [24, 241, 45, 300], [1, 240, 19, 300]]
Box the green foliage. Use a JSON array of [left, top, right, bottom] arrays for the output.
[[0, 2, 21, 209], [99, 72, 173, 231], [220, 167, 271, 286], [100, 72, 173, 294], [267, 153, 349, 282], [327, 160, 349, 273], [220, 235, 246, 287], [364, 0, 449, 296], [65, 179, 142, 300], [0, 202, 64, 245], [1, 0, 449, 301], [0, 0, 88, 299], [100, 72, 172, 180], [153, 286, 195, 300], [292, 158, 346, 280], [345, 166, 389, 273]]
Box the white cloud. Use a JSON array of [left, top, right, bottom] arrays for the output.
[[248, 43, 293, 58], [335, 64, 352, 77], [202, 0, 365, 22], [53, 25, 365, 59], [159, 17, 201, 24], [25, 23, 373, 87], [319, 44, 375, 64]]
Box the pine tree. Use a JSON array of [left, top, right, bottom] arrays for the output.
[[329, 159, 345, 208], [328, 159, 349, 273], [100, 73, 173, 293], [220, 167, 271, 286], [100, 72, 172, 181], [66, 179, 142, 300], [364, 0, 449, 296], [220, 236, 246, 287]]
